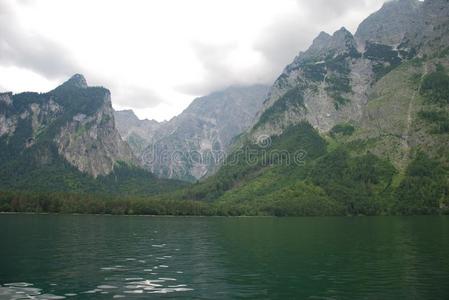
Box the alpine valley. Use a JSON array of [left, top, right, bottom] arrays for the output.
[[1, 0, 448, 216]]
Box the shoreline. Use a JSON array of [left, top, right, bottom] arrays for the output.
[[1, 211, 447, 218]]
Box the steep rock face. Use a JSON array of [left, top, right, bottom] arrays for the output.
[[245, 0, 448, 171], [0, 74, 136, 177], [249, 0, 448, 142], [251, 27, 373, 138], [401, 0, 449, 55], [183, 0, 449, 211], [114, 110, 162, 157], [115, 85, 269, 181], [355, 0, 422, 47]]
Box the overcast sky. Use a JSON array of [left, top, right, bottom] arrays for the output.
[[0, 0, 386, 121]]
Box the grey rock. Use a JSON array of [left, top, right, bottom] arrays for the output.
[[355, 0, 422, 48], [251, 27, 367, 138], [115, 85, 269, 181], [60, 73, 88, 89], [0, 92, 13, 105], [114, 109, 162, 157], [0, 75, 136, 177]]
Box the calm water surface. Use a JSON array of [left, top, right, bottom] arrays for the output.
[[0, 214, 448, 299]]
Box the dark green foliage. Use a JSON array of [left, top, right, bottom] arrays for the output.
[[324, 65, 352, 109], [330, 123, 355, 137], [2, 73, 447, 216], [0, 140, 186, 195], [326, 54, 351, 75], [0, 191, 213, 216], [365, 42, 402, 80], [437, 46, 449, 58], [256, 86, 305, 127], [365, 42, 402, 66], [302, 62, 326, 82], [332, 94, 351, 110], [372, 63, 399, 81], [418, 110, 449, 134], [326, 75, 351, 94], [275, 73, 289, 89], [395, 153, 447, 215], [418, 66, 449, 133], [0, 80, 187, 196], [309, 149, 396, 215], [98, 162, 187, 195], [410, 72, 423, 86], [420, 67, 449, 105], [259, 182, 344, 216], [181, 122, 326, 202], [269, 123, 327, 158], [51, 84, 106, 116]]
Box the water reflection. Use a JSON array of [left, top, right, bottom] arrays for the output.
[[0, 282, 65, 299], [0, 215, 448, 299]]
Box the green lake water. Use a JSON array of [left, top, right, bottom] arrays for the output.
[[0, 214, 448, 299]]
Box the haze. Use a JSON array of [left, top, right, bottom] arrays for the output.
[[0, 0, 385, 121]]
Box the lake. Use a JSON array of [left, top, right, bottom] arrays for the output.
[[0, 215, 448, 299]]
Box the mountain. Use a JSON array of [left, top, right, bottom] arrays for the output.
[[354, 0, 422, 46], [176, 0, 449, 216], [0, 74, 184, 194], [115, 85, 270, 181], [114, 109, 162, 157]]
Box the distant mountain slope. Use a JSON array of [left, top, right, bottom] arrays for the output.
[[173, 0, 449, 216], [114, 109, 162, 157], [115, 85, 270, 181], [0, 75, 185, 194], [246, 0, 448, 166]]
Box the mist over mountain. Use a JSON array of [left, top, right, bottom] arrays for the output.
[[1, 0, 448, 216], [178, 0, 449, 216], [115, 85, 269, 181]]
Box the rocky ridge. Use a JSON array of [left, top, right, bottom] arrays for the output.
[[115, 85, 269, 181], [0, 74, 136, 178], [249, 0, 446, 142]]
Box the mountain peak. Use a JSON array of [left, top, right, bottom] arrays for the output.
[[311, 31, 332, 48], [0, 92, 13, 105], [332, 27, 354, 44], [355, 0, 421, 46], [334, 27, 351, 36], [115, 109, 139, 121], [62, 74, 88, 89]]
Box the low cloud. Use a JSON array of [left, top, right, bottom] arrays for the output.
[[112, 85, 164, 109], [253, 15, 317, 72], [0, 0, 78, 79], [0, 0, 163, 111], [0, 0, 386, 119], [303, 0, 375, 19], [176, 42, 239, 95], [181, 0, 384, 97], [178, 40, 276, 96], [82, 75, 164, 110]]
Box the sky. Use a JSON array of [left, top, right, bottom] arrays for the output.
[[0, 0, 386, 121]]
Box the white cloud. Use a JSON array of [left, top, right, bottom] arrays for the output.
[[0, 0, 385, 121]]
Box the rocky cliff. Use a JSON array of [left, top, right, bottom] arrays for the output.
[[115, 85, 269, 181], [0, 74, 136, 178], [251, 26, 373, 137], [114, 110, 162, 158], [250, 0, 447, 147], [180, 0, 449, 214]]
